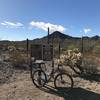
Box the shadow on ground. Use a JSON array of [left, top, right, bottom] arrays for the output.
[[39, 85, 100, 100], [79, 73, 100, 82]]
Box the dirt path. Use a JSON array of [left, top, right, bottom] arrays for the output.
[[0, 71, 100, 100], [0, 71, 64, 100]]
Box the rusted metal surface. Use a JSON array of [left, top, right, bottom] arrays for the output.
[[42, 44, 53, 61], [30, 44, 53, 61], [31, 44, 43, 60]]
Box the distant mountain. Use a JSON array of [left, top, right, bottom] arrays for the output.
[[32, 31, 100, 44], [31, 31, 76, 44], [78, 35, 100, 41], [0, 31, 99, 48], [91, 35, 100, 40], [43, 31, 73, 40]]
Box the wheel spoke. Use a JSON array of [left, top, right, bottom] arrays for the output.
[[54, 73, 73, 92], [31, 70, 47, 88]]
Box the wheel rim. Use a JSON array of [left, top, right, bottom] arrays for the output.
[[54, 73, 73, 91]]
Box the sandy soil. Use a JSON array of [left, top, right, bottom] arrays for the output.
[[0, 70, 100, 100]]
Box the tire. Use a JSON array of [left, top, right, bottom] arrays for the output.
[[31, 70, 47, 88], [54, 73, 73, 92]]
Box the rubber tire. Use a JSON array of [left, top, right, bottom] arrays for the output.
[[54, 73, 74, 92], [31, 70, 47, 88]]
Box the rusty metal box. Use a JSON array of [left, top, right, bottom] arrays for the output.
[[31, 44, 53, 61]]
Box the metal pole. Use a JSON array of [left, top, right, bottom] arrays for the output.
[[58, 41, 60, 59], [81, 36, 83, 54], [81, 36, 84, 63], [47, 27, 50, 44], [26, 38, 29, 58]]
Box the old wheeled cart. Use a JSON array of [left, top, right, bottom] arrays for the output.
[[30, 44, 74, 92]]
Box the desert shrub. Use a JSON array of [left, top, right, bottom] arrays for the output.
[[56, 48, 83, 69], [8, 45, 16, 52], [0, 62, 13, 84], [10, 51, 28, 69], [82, 58, 99, 75], [67, 44, 77, 50], [93, 45, 100, 56], [82, 44, 93, 54]]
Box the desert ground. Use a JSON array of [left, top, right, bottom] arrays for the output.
[[0, 62, 100, 100]]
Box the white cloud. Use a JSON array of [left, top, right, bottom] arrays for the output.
[[84, 28, 92, 34], [30, 21, 66, 33], [1, 21, 23, 28]]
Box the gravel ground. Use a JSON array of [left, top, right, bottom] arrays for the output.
[[0, 69, 100, 100], [0, 61, 13, 84], [0, 59, 100, 100]]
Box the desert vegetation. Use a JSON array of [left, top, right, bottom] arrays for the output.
[[0, 31, 100, 100]]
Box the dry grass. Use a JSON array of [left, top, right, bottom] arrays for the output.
[[9, 51, 28, 70], [82, 55, 100, 75]]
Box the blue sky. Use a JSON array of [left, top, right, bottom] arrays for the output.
[[0, 0, 100, 40]]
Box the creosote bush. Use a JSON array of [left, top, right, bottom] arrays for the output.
[[10, 51, 28, 69], [82, 58, 99, 75]]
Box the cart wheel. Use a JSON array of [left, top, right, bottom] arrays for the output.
[[31, 70, 47, 88], [54, 73, 73, 92]]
